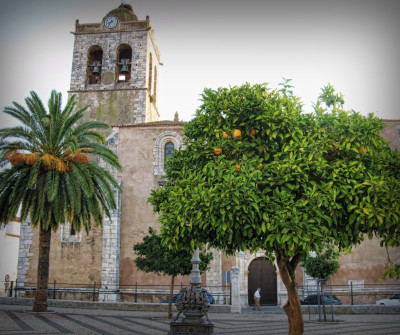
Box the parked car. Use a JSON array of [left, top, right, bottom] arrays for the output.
[[161, 292, 215, 304], [376, 294, 400, 306], [300, 294, 341, 305]]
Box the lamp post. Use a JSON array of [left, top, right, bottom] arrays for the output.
[[169, 248, 214, 334]]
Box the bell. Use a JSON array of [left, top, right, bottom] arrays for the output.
[[92, 65, 100, 75], [120, 64, 129, 75]]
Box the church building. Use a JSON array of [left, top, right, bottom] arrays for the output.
[[16, 4, 400, 307]]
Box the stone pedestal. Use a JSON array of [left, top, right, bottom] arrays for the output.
[[169, 318, 214, 335], [169, 249, 215, 334], [230, 266, 241, 313]]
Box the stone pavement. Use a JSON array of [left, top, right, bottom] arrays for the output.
[[0, 304, 399, 335]]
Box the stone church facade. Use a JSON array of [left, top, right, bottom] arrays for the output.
[[16, 4, 399, 307]]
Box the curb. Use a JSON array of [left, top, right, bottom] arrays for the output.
[[1, 298, 398, 314]]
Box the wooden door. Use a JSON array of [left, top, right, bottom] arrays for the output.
[[248, 257, 277, 305]]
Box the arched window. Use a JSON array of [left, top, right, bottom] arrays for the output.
[[148, 53, 153, 93], [164, 142, 175, 168], [116, 44, 132, 82], [154, 131, 183, 176], [153, 66, 157, 103], [87, 46, 103, 84]]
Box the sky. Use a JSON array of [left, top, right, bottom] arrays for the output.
[[0, 0, 399, 128]]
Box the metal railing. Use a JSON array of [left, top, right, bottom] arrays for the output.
[[2, 280, 231, 305], [297, 282, 400, 305]]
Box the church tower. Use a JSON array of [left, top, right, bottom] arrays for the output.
[[68, 4, 160, 128]]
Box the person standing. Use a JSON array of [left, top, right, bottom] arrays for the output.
[[253, 288, 261, 311]]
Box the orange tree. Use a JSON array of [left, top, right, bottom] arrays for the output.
[[149, 82, 400, 335]]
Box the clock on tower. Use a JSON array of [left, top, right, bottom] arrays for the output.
[[68, 3, 161, 131]]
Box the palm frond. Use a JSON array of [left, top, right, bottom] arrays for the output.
[[69, 162, 94, 198], [26, 91, 47, 121], [27, 161, 41, 188], [9, 166, 29, 202], [90, 163, 122, 191], [82, 142, 122, 170], [57, 110, 85, 143], [0, 126, 40, 146], [1, 90, 121, 235], [45, 169, 59, 202], [73, 121, 109, 138], [64, 172, 80, 215], [2, 105, 32, 128]]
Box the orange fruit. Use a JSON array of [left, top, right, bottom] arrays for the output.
[[214, 148, 222, 155], [232, 129, 242, 138], [257, 163, 263, 170], [251, 129, 256, 136], [358, 146, 367, 155], [235, 164, 241, 172], [222, 131, 229, 138]]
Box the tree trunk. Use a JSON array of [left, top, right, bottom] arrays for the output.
[[32, 224, 51, 312], [277, 252, 304, 335], [168, 275, 175, 319]]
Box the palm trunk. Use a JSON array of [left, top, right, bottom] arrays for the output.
[[168, 275, 175, 319], [277, 251, 304, 335], [32, 223, 51, 312]]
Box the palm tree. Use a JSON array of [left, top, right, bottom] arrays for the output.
[[0, 91, 121, 312]]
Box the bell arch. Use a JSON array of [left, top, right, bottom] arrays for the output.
[[116, 44, 132, 82], [86, 45, 103, 84], [248, 257, 277, 306]]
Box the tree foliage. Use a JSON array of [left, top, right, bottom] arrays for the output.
[[134, 227, 213, 276], [302, 248, 340, 280], [133, 227, 213, 318], [0, 91, 121, 231], [149, 82, 400, 334], [150, 82, 400, 255], [0, 90, 122, 312]]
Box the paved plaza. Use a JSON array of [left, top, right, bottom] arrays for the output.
[[0, 304, 399, 335]]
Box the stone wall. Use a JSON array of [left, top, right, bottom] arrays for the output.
[[68, 16, 161, 129], [20, 223, 103, 288], [381, 119, 400, 150], [116, 124, 188, 289]]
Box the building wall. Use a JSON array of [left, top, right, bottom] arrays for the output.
[[0, 221, 20, 296], [117, 124, 187, 288], [23, 225, 103, 288], [381, 120, 400, 150], [332, 238, 400, 285]]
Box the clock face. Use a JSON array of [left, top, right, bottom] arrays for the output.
[[104, 16, 118, 29]]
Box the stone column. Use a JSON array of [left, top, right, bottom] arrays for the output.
[[238, 251, 245, 307], [230, 266, 241, 313], [190, 248, 202, 286], [205, 249, 223, 304], [16, 219, 32, 294], [99, 131, 121, 302], [99, 187, 121, 302]]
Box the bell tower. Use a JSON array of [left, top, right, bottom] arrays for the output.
[[68, 4, 160, 129]]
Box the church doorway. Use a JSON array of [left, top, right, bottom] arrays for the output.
[[248, 257, 277, 306]]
